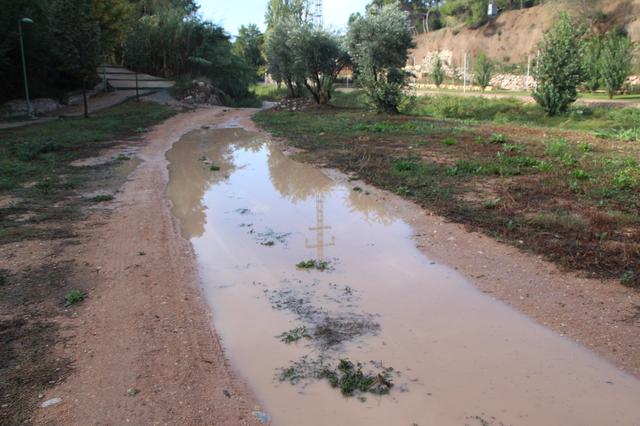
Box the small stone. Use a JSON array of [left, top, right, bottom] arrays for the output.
[[127, 388, 140, 397], [41, 398, 62, 408], [252, 411, 271, 423]]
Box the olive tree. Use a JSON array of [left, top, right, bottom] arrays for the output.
[[532, 13, 585, 116], [292, 24, 348, 104], [346, 3, 415, 113], [600, 31, 634, 99], [265, 17, 305, 97]]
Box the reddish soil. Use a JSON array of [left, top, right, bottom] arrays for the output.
[[32, 108, 262, 425]]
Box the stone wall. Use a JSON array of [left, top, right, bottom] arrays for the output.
[[407, 50, 640, 92]]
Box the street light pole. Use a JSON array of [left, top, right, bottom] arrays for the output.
[[18, 18, 34, 117]]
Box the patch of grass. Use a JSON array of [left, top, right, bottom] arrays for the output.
[[320, 359, 394, 396], [621, 271, 636, 286], [209, 165, 220, 171], [254, 104, 640, 284], [64, 289, 86, 307], [489, 133, 507, 144], [115, 154, 130, 161], [442, 137, 457, 146], [90, 194, 114, 202], [296, 259, 332, 271], [277, 326, 311, 344], [0, 102, 174, 192], [251, 84, 288, 102]]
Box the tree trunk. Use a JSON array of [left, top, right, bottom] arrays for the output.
[[82, 76, 89, 118], [304, 80, 320, 103]]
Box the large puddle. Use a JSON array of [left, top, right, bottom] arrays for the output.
[[166, 126, 640, 425]]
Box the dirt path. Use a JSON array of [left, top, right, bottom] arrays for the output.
[[31, 106, 639, 425], [35, 107, 261, 425]]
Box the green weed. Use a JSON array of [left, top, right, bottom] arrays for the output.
[[320, 359, 393, 396], [296, 259, 332, 271], [90, 194, 114, 202], [489, 133, 507, 144], [277, 326, 311, 344], [64, 289, 86, 307]]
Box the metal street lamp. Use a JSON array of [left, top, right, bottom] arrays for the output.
[[18, 17, 34, 117]]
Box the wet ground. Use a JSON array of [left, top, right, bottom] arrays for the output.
[[165, 124, 640, 425]]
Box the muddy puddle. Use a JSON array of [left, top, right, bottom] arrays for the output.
[[166, 125, 640, 425]]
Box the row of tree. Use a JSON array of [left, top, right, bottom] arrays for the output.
[[264, 1, 414, 113], [534, 13, 635, 115], [0, 0, 261, 104]]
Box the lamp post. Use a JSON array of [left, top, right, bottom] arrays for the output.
[[18, 17, 34, 117]]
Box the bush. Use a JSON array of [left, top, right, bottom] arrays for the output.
[[432, 57, 445, 88], [600, 32, 634, 99], [347, 3, 414, 113], [532, 13, 585, 116], [473, 52, 494, 92]]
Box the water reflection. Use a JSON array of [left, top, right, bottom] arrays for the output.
[[305, 194, 335, 260], [166, 127, 640, 426], [267, 147, 334, 202], [165, 128, 263, 238]]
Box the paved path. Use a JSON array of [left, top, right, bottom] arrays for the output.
[[1, 65, 175, 130], [0, 90, 155, 130]]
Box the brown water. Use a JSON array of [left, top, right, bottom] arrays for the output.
[[166, 125, 640, 426]]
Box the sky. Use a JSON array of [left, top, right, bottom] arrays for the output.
[[197, 0, 370, 36]]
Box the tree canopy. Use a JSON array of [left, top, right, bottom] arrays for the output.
[[347, 3, 415, 113]]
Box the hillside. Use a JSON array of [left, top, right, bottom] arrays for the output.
[[410, 0, 640, 69]]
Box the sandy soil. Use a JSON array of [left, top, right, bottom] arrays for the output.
[[35, 107, 261, 425], [32, 106, 638, 425]]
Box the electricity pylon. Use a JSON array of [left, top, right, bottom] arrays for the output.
[[312, 0, 323, 28]]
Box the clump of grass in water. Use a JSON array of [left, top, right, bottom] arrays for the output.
[[277, 326, 311, 344], [296, 259, 332, 271], [320, 359, 394, 396], [90, 194, 114, 202], [278, 357, 394, 397], [64, 289, 86, 307], [115, 154, 130, 161]]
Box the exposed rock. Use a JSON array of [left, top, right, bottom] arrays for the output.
[[62, 89, 98, 106], [40, 397, 62, 408], [275, 98, 313, 112], [3, 98, 62, 116], [179, 80, 224, 105]]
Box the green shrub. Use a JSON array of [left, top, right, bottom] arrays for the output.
[[532, 13, 585, 116], [432, 57, 445, 88], [473, 52, 494, 92], [64, 289, 86, 306]]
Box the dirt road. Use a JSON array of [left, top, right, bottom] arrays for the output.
[[35, 107, 261, 425]]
